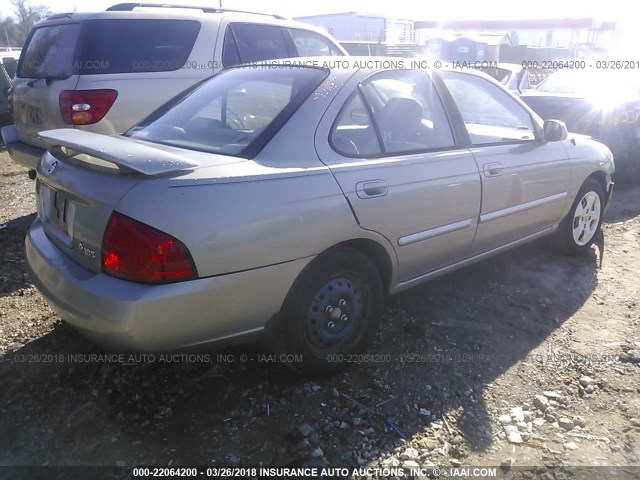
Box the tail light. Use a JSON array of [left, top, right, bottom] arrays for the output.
[[59, 89, 118, 125], [102, 212, 197, 283]]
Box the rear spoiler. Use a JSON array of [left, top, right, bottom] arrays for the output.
[[38, 129, 199, 176]]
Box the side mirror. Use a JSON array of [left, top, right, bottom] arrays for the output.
[[543, 119, 567, 142]]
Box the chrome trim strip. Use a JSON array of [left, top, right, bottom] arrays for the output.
[[480, 192, 567, 223], [391, 226, 556, 295], [398, 218, 473, 246]]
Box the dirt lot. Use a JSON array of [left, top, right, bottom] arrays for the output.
[[0, 149, 638, 478]]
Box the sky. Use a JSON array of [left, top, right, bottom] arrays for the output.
[[0, 0, 627, 21]]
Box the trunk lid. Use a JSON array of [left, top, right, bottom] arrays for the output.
[[35, 130, 209, 273]]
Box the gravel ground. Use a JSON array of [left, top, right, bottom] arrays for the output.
[[0, 149, 638, 478]]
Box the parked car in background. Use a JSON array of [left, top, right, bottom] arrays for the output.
[[25, 59, 614, 374], [521, 68, 640, 178], [1, 2, 346, 171], [476, 63, 551, 95], [0, 62, 14, 148], [0, 48, 20, 79]]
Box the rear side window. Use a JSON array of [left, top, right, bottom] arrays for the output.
[[77, 19, 200, 74], [331, 93, 382, 156], [18, 24, 81, 78], [362, 70, 455, 154], [222, 24, 292, 68]]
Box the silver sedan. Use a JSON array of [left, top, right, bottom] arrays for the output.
[[25, 58, 614, 375]]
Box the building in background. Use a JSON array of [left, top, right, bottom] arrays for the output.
[[295, 13, 617, 62], [294, 12, 414, 43]]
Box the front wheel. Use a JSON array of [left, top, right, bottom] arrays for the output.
[[553, 178, 605, 254], [280, 247, 383, 376]]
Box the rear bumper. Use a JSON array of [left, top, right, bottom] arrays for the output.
[[1, 124, 45, 170], [26, 218, 311, 352]]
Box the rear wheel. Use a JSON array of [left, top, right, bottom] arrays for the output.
[[553, 178, 605, 254], [281, 247, 383, 376]]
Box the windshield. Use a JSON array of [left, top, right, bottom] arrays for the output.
[[127, 66, 328, 158]]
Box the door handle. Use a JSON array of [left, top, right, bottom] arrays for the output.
[[356, 180, 388, 199], [483, 162, 503, 177]]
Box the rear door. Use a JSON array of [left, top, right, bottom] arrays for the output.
[[316, 69, 481, 282], [13, 22, 81, 151]]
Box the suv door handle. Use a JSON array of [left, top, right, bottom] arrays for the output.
[[483, 162, 503, 177], [356, 180, 388, 199]]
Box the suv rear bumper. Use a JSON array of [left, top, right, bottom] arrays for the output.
[[26, 218, 311, 352], [1, 125, 45, 170]]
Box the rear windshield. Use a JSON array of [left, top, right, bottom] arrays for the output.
[[18, 19, 200, 78], [127, 66, 328, 158], [18, 24, 81, 78]]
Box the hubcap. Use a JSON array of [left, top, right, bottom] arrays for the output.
[[305, 276, 363, 351], [572, 191, 601, 246]]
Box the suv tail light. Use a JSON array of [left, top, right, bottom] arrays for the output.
[[59, 89, 118, 125], [102, 212, 197, 283]]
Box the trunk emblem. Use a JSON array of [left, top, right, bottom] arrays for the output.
[[47, 160, 58, 174]]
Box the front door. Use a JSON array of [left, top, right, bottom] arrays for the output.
[[438, 70, 570, 253]]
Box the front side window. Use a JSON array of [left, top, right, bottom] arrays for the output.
[[128, 67, 327, 158], [361, 70, 455, 154], [440, 71, 536, 145], [289, 29, 343, 57]]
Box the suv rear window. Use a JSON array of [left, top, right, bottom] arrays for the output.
[[127, 66, 327, 158], [77, 19, 200, 74], [18, 19, 200, 78], [18, 24, 81, 78]]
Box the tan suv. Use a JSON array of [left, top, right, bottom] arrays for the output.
[[1, 2, 346, 171]]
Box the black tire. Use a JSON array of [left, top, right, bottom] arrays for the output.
[[553, 178, 605, 255], [280, 247, 384, 376]]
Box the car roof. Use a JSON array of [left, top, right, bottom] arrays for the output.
[[35, 4, 327, 33]]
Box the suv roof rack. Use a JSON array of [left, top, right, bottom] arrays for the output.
[[107, 3, 287, 20]]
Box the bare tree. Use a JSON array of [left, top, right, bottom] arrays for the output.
[[1, 18, 22, 47], [10, 0, 50, 43]]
